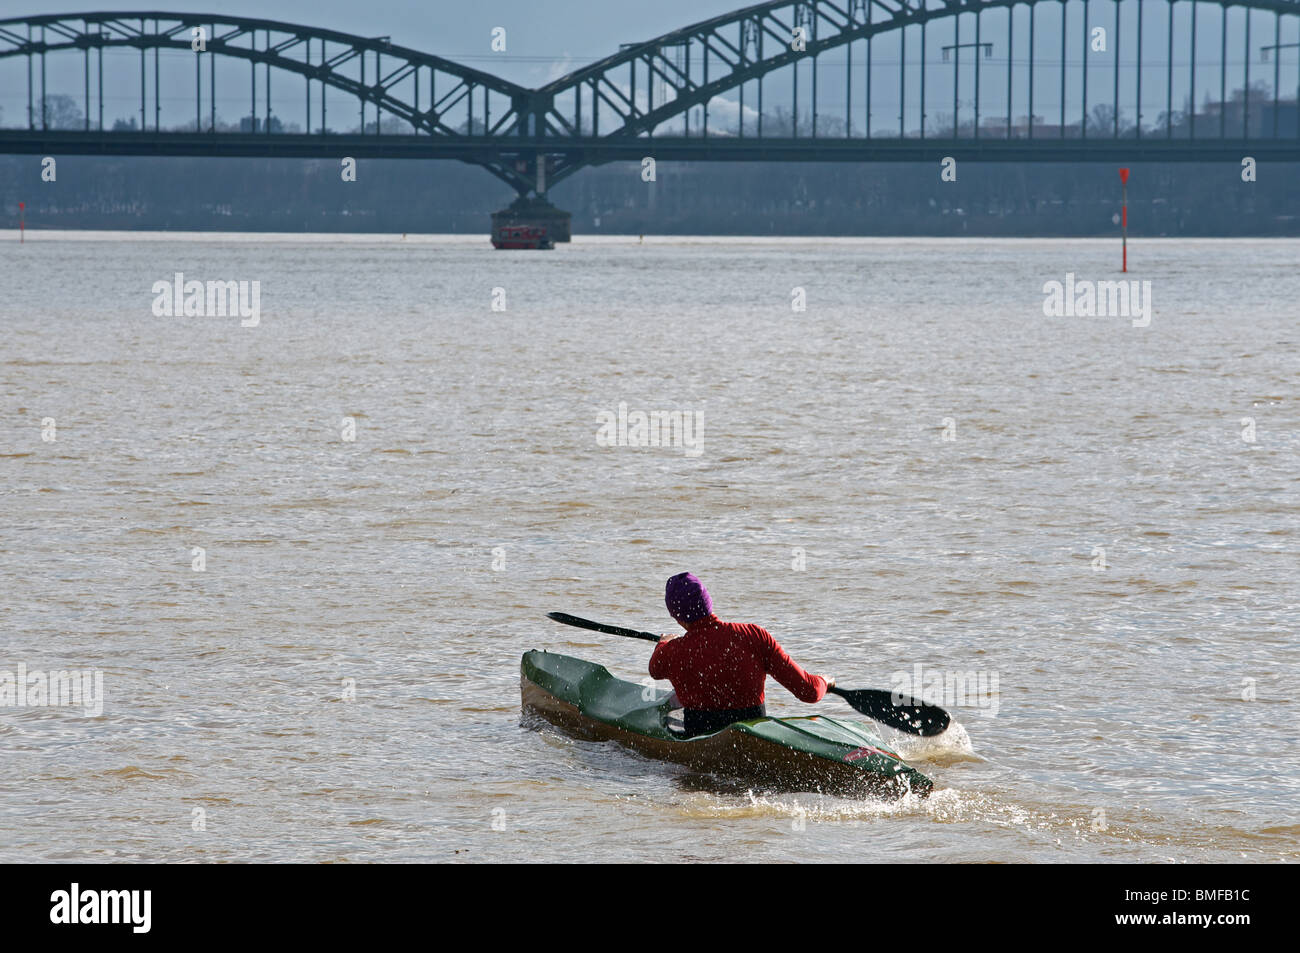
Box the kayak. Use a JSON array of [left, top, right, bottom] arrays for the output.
[[521, 650, 932, 799]]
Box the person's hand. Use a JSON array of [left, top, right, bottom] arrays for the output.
[[658, 632, 678, 643], [824, 675, 836, 689]]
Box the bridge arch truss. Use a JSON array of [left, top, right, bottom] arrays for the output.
[[1, 4, 1298, 195]]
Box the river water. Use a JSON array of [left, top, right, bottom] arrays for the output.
[[1, 232, 1296, 862]]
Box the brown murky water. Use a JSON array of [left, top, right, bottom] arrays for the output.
[[1, 232, 1296, 861]]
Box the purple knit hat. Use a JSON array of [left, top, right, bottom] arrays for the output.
[[665, 572, 713, 625]]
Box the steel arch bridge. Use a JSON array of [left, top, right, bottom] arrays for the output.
[[1, 4, 1298, 197]]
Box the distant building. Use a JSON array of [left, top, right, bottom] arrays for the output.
[[238, 115, 284, 134], [1196, 97, 1296, 137]]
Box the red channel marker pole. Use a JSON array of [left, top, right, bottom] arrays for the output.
[[1118, 168, 1129, 273]]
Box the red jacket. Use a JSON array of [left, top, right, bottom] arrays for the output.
[[648, 615, 827, 710]]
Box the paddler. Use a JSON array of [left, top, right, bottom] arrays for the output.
[[650, 572, 834, 737]]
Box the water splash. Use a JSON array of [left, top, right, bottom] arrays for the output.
[[890, 720, 981, 766]]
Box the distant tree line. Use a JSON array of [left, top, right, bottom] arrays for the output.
[[0, 148, 1295, 236]]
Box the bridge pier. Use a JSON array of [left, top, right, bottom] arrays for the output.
[[491, 195, 572, 244], [491, 151, 571, 245]]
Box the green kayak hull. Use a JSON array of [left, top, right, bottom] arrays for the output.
[[521, 650, 932, 799]]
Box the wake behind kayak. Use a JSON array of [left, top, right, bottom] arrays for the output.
[[521, 650, 933, 799]]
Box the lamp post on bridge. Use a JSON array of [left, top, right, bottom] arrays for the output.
[[1259, 41, 1300, 139], [941, 41, 993, 138]]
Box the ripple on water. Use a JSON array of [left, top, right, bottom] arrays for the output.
[[2, 235, 1297, 862]]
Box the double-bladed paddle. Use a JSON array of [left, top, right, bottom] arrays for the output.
[[545, 611, 950, 736]]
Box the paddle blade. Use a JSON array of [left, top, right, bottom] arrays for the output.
[[546, 612, 661, 642], [828, 686, 950, 736]]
